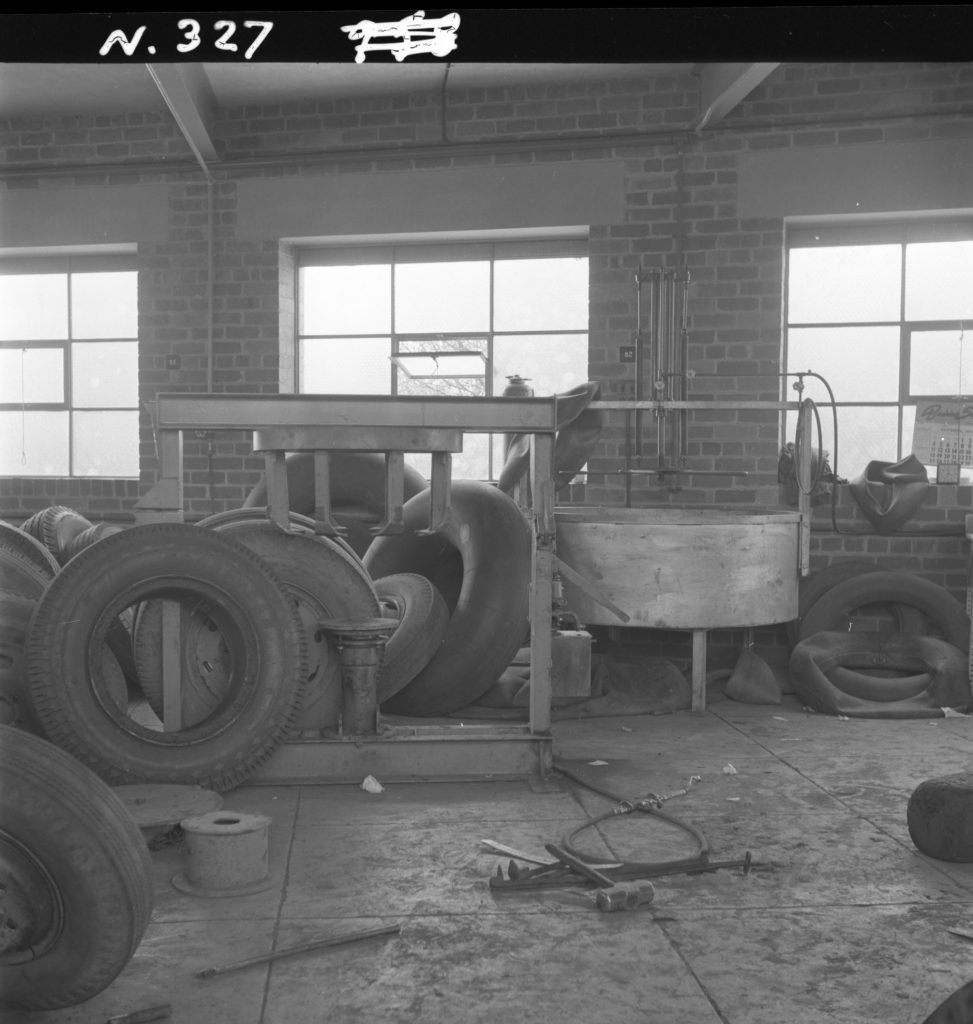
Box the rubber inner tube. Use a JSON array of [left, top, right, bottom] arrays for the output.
[[789, 631, 970, 718], [364, 481, 532, 717], [243, 451, 427, 556]]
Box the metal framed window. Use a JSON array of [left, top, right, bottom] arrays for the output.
[[783, 219, 973, 480], [0, 254, 139, 477], [296, 239, 589, 480]]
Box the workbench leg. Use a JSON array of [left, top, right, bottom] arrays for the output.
[[691, 629, 707, 714], [529, 432, 556, 736]]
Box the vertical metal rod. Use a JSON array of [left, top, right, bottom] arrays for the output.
[[667, 270, 678, 476], [625, 409, 633, 508], [655, 270, 668, 468], [796, 400, 813, 576], [529, 432, 556, 735], [691, 629, 707, 714], [634, 269, 644, 457], [676, 271, 690, 470], [161, 600, 183, 731]]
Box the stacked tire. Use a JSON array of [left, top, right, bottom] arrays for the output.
[[0, 726, 154, 1011]]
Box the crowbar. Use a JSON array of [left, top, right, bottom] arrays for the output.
[[196, 923, 401, 979]]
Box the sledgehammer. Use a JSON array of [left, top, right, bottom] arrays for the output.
[[595, 881, 656, 913], [544, 844, 656, 912]]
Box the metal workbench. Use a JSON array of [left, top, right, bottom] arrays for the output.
[[135, 393, 559, 783]]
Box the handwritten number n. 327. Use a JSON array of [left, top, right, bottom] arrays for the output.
[[99, 21, 273, 60]]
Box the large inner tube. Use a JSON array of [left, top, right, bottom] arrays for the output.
[[243, 451, 428, 556], [789, 631, 971, 718], [363, 481, 532, 717]]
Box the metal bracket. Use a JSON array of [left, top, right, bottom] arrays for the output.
[[311, 452, 348, 538], [417, 452, 453, 536], [369, 452, 407, 537]]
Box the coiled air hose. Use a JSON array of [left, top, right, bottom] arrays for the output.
[[552, 758, 711, 878]]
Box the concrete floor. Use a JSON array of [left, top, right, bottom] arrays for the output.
[[14, 696, 973, 1024]]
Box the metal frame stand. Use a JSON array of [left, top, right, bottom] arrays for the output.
[[135, 393, 560, 783]]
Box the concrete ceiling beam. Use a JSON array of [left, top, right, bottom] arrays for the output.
[[692, 62, 780, 132], [146, 63, 219, 169]]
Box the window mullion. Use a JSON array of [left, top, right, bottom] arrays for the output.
[[390, 260, 397, 396], [65, 266, 74, 477]]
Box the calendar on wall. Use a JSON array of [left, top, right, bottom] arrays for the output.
[[912, 400, 973, 467]]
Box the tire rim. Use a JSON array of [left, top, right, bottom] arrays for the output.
[[88, 579, 257, 741], [0, 828, 63, 964]]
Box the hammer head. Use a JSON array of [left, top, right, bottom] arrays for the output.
[[595, 882, 655, 912]]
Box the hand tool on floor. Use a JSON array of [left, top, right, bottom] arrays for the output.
[[544, 843, 616, 886], [489, 848, 754, 890], [546, 845, 656, 912], [195, 923, 402, 979], [595, 881, 656, 912], [480, 839, 619, 870]]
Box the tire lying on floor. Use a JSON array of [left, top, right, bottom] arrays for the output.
[[363, 481, 532, 717], [789, 631, 971, 718], [0, 725, 154, 1011], [25, 523, 308, 793]]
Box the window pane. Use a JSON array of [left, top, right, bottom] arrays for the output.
[[787, 245, 901, 324], [0, 274, 67, 340], [398, 373, 486, 400], [300, 337, 391, 394], [0, 410, 68, 474], [452, 432, 491, 482], [0, 347, 64, 403], [785, 404, 901, 479], [494, 258, 588, 331], [395, 336, 488, 389], [71, 271, 138, 339], [905, 241, 973, 320], [494, 333, 589, 397], [73, 410, 139, 476], [394, 262, 490, 332], [909, 328, 973, 396], [72, 341, 138, 408], [300, 266, 391, 335], [402, 434, 489, 481], [786, 326, 899, 403]]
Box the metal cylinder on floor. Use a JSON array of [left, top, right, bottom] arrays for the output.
[[320, 617, 399, 735], [172, 810, 274, 898]]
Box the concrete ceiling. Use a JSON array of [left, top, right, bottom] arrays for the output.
[[0, 61, 780, 167], [0, 62, 698, 121]]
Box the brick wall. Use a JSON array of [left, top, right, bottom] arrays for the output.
[[2, 62, 972, 619]]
